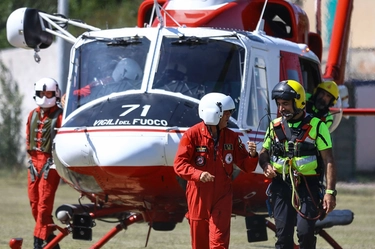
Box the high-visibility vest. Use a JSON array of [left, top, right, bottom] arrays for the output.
[[270, 116, 323, 175]]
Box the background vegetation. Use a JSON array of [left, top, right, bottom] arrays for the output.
[[0, 61, 24, 171]]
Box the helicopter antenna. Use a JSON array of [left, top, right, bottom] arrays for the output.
[[150, 0, 183, 28], [254, 0, 269, 33], [153, 0, 164, 27]]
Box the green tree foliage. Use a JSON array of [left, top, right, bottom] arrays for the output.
[[67, 0, 143, 38], [70, 0, 143, 28], [0, 61, 24, 170]]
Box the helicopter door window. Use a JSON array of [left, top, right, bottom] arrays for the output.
[[247, 57, 269, 131]]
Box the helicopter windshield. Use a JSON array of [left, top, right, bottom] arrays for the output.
[[66, 37, 150, 114], [152, 36, 245, 117]]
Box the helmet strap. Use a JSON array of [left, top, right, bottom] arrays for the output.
[[289, 102, 305, 121]]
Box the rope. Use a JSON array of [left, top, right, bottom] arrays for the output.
[[289, 160, 301, 210], [288, 159, 322, 221]]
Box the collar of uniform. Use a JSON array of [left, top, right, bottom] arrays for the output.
[[36, 105, 59, 116], [200, 121, 226, 140], [288, 111, 305, 125]]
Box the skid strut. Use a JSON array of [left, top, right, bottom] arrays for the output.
[[9, 213, 143, 249], [90, 214, 143, 249]]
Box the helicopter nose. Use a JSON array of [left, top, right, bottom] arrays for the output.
[[92, 132, 168, 167], [53, 128, 178, 176]]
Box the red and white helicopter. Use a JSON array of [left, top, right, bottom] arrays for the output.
[[6, 0, 358, 248]]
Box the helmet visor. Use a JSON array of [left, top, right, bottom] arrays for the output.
[[36, 91, 56, 99], [271, 89, 298, 100]]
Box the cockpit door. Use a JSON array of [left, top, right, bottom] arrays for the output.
[[238, 47, 271, 133]]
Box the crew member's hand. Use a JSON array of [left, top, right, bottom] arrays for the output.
[[200, 171, 215, 183], [60, 93, 66, 108], [323, 194, 336, 214], [247, 141, 257, 157], [263, 163, 277, 178]]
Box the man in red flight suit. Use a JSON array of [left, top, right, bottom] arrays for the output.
[[174, 93, 259, 249], [26, 78, 63, 249]]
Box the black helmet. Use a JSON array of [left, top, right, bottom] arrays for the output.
[[272, 80, 306, 112]]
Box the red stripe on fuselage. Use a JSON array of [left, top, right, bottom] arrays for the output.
[[57, 127, 265, 142]]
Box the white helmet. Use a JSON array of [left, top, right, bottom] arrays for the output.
[[34, 78, 61, 108], [111, 58, 143, 82], [198, 93, 235, 125]]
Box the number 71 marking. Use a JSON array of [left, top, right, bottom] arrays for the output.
[[120, 104, 151, 117]]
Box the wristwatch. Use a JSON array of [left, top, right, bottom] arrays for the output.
[[325, 189, 337, 197]]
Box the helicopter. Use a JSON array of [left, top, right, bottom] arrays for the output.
[[6, 0, 356, 248]]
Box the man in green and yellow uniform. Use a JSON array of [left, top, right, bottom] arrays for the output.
[[259, 80, 337, 249], [306, 81, 339, 130]]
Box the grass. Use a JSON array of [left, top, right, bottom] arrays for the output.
[[1, 170, 375, 248]]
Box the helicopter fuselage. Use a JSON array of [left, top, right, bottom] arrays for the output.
[[53, 26, 321, 223]]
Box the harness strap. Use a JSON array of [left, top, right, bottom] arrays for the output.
[[28, 159, 38, 182], [274, 116, 313, 142], [27, 158, 53, 182], [40, 158, 53, 180]]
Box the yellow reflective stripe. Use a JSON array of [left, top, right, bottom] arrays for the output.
[[271, 155, 317, 175], [295, 156, 318, 175], [271, 158, 288, 174], [295, 155, 317, 167]]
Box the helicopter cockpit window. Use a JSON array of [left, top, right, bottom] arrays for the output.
[[247, 57, 269, 131], [65, 37, 150, 114], [153, 37, 244, 118]]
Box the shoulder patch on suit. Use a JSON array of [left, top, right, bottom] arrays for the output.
[[224, 144, 233, 150], [195, 156, 206, 166], [225, 153, 233, 164]]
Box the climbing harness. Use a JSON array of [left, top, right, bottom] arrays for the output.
[[272, 116, 324, 220]]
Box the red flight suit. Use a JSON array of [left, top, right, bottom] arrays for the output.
[[174, 122, 258, 249], [26, 105, 63, 241]]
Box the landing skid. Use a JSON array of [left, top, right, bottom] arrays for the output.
[[265, 209, 354, 249], [9, 209, 353, 249], [45, 213, 143, 249], [9, 210, 144, 249]]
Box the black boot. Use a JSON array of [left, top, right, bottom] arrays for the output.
[[45, 233, 60, 249], [33, 236, 43, 249]]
